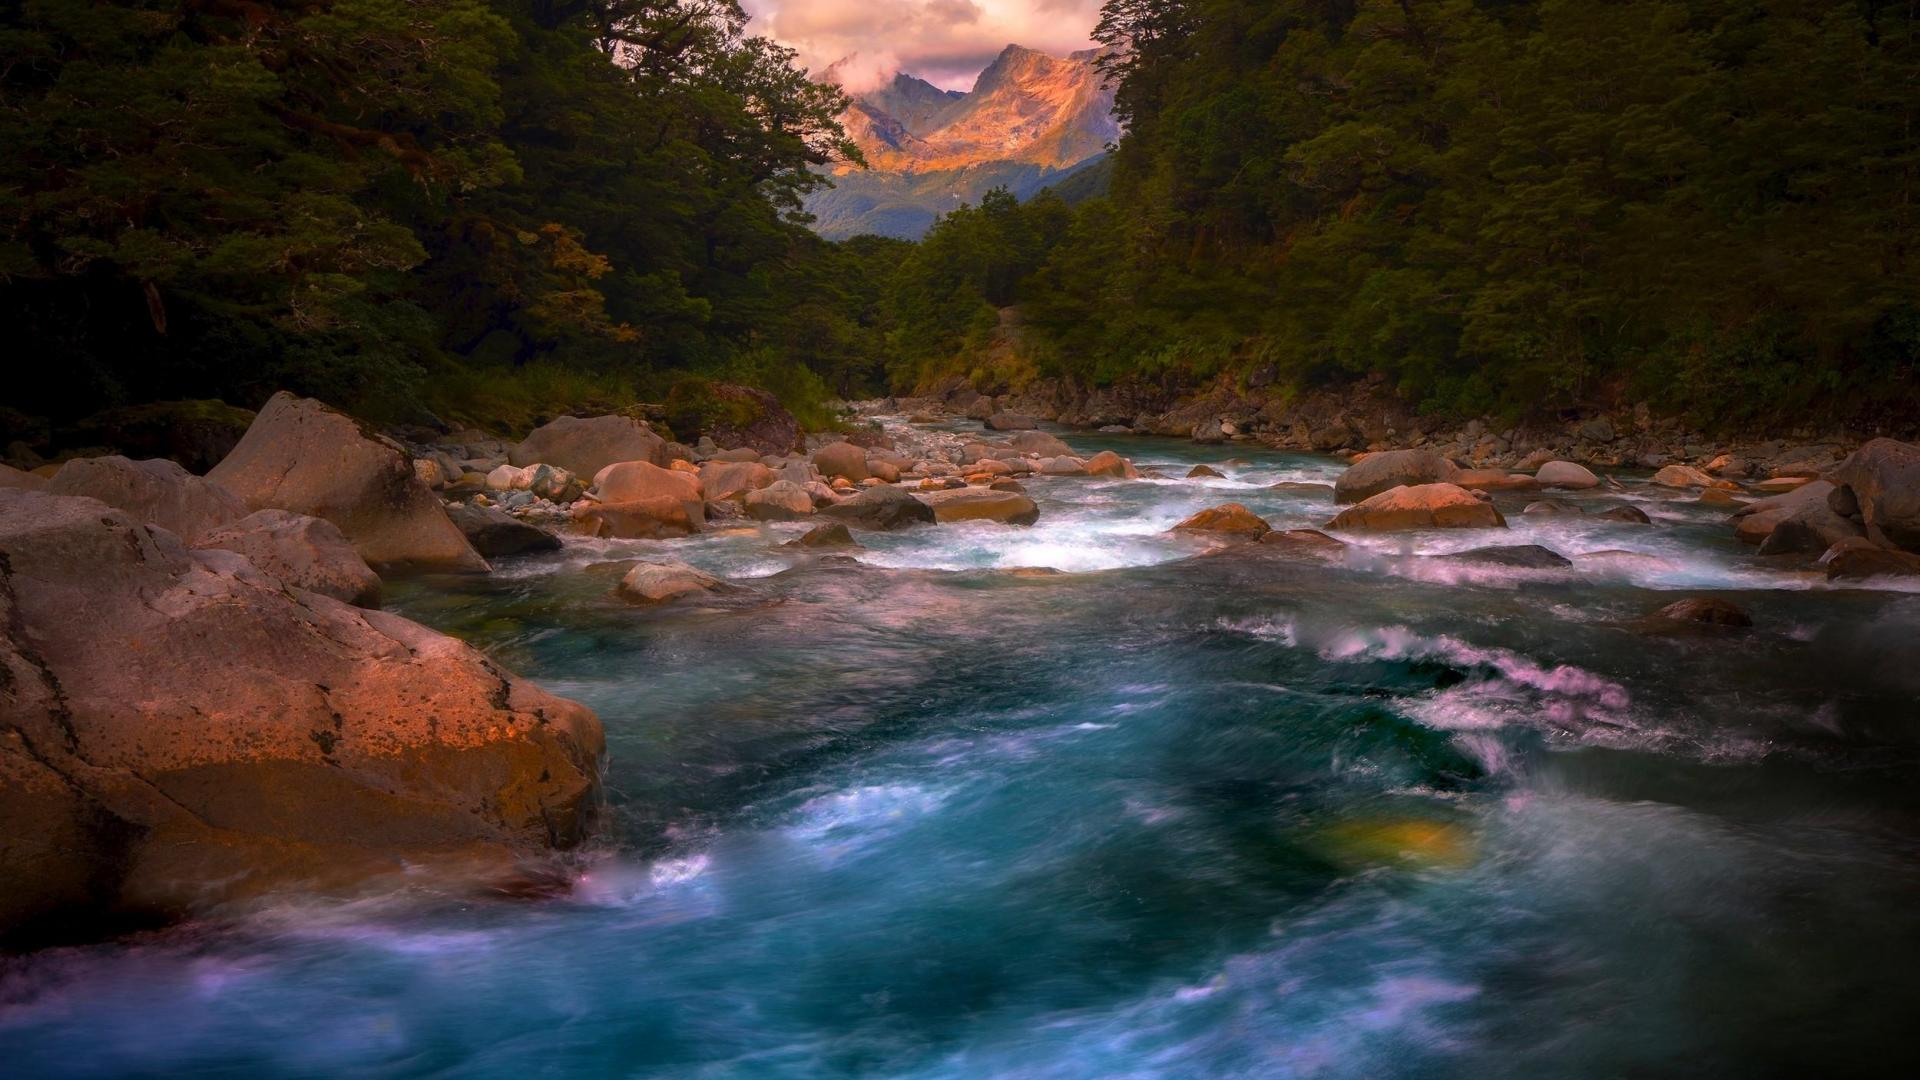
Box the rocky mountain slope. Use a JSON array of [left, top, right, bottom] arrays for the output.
[[807, 46, 1119, 240]]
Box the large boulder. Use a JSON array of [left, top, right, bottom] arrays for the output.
[[617, 560, 733, 605], [1038, 455, 1089, 476], [0, 490, 602, 940], [1171, 503, 1271, 540], [1830, 438, 1920, 551], [1327, 483, 1508, 532], [812, 441, 870, 484], [1083, 450, 1138, 479], [595, 460, 702, 505], [572, 496, 701, 539], [1731, 480, 1836, 545], [698, 460, 775, 501], [1534, 461, 1600, 490], [199, 509, 383, 605], [1333, 449, 1460, 504], [208, 393, 485, 570], [510, 414, 666, 476], [1007, 430, 1073, 458], [446, 503, 564, 558], [743, 480, 815, 521], [919, 488, 1041, 525], [47, 455, 246, 542], [1821, 538, 1920, 579], [985, 413, 1037, 431], [667, 382, 801, 455], [1755, 505, 1863, 557], [820, 485, 936, 531], [1, 462, 47, 490]]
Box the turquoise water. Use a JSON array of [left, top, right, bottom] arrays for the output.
[[4, 427, 1919, 1078]]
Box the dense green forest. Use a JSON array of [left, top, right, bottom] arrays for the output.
[[888, 0, 1920, 428], [0, 0, 899, 431], [4, 0, 1916, 440]]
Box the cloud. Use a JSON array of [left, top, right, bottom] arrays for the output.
[[743, 0, 1105, 90]]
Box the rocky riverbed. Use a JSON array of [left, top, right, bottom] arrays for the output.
[[3, 402, 1918, 1078]]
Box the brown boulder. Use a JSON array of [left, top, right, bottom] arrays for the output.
[[1652, 465, 1737, 490], [0, 490, 602, 940], [1534, 461, 1600, 489], [199, 509, 383, 605], [48, 455, 246, 542], [208, 393, 485, 570], [572, 496, 702, 539], [1333, 449, 1460, 504], [0, 463, 47, 490], [1830, 438, 1920, 551], [820, 485, 936, 531], [785, 522, 862, 549], [1731, 480, 1836, 545], [1171, 503, 1272, 540], [743, 480, 815, 521], [812, 441, 870, 483], [446, 503, 564, 558], [1188, 465, 1225, 479], [699, 460, 775, 501], [1652, 597, 1752, 627], [985, 413, 1037, 431], [617, 560, 733, 605], [510, 414, 666, 475], [1259, 529, 1347, 558], [1007, 430, 1072, 458], [1327, 483, 1507, 532], [1084, 450, 1138, 479], [1755, 506, 1864, 557], [1821, 539, 1920, 579], [919, 488, 1041, 525], [595, 460, 702, 504]]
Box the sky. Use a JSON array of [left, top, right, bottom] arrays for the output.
[[741, 0, 1104, 92]]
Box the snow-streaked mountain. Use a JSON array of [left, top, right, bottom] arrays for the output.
[[807, 46, 1119, 240]]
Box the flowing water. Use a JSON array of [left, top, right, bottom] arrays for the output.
[[5, 423, 1920, 1078]]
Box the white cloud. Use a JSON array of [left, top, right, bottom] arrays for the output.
[[743, 0, 1104, 90]]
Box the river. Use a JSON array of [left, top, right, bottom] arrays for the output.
[[4, 421, 1918, 1078]]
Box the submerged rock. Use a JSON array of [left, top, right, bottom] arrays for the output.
[[1653, 597, 1753, 627], [1172, 503, 1271, 540], [1188, 464, 1225, 479], [617, 560, 733, 605], [209, 393, 486, 571], [1438, 544, 1572, 568], [1327, 483, 1506, 532], [1258, 528, 1347, 558], [785, 522, 862, 549], [200, 509, 384, 605], [0, 490, 603, 942], [1333, 449, 1460, 504]]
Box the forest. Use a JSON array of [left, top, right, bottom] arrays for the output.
[[5, 0, 1918, 439]]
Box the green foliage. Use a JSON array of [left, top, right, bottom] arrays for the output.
[[883, 0, 1920, 429], [0, 0, 875, 429]]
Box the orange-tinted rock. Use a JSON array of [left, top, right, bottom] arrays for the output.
[[510, 413, 665, 475], [0, 490, 602, 939], [572, 496, 702, 539], [1171, 503, 1272, 539], [1326, 483, 1507, 532]]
